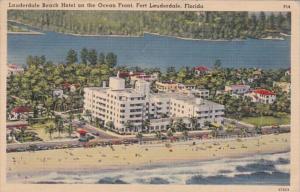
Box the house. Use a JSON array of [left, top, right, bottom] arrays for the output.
[[225, 84, 250, 94], [8, 106, 32, 120], [155, 81, 178, 92], [191, 89, 210, 99], [7, 64, 24, 76], [53, 89, 64, 98], [285, 68, 291, 76], [247, 89, 276, 104], [194, 66, 209, 76], [131, 73, 159, 82], [63, 83, 80, 92], [273, 82, 291, 93], [252, 70, 262, 79]]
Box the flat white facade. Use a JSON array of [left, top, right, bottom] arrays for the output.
[[84, 77, 224, 133], [225, 85, 250, 94]]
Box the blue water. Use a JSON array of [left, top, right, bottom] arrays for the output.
[[7, 152, 289, 185], [8, 30, 290, 70]]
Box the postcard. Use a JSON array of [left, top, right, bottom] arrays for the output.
[[0, 0, 300, 192]]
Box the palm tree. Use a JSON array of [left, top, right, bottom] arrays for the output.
[[167, 128, 174, 141], [182, 130, 189, 141], [189, 116, 198, 130], [45, 124, 55, 140], [84, 110, 92, 123], [124, 121, 134, 132], [65, 123, 74, 137], [56, 118, 64, 137], [255, 126, 262, 135], [136, 132, 143, 144], [106, 121, 114, 130], [142, 119, 150, 132], [174, 118, 186, 132], [155, 131, 162, 140], [19, 126, 27, 142], [204, 121, 211, 128]]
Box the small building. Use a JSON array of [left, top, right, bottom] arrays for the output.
[[53, 89, 64, 98], [9, 106, 32, 120], [63, 83, 80, 92], [248, 89, 276, 104], [131, 73, 158, 82], [225, 84, 250, 94], [155, 81, 178, 92], [285, 69, 291, 76], [194, 66, 209, 76], [273, 82, 291, 93], [191, 89, 210, 99], [7, 64, 24, 76], [252, 70, 262, 79]]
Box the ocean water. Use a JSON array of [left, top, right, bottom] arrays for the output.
[[7, 152, 290, 185], [8, 22, 290, 70]]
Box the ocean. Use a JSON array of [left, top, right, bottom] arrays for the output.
[[7, 152, 290, 185]]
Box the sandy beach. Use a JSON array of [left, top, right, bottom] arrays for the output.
[[8, 31, 44, 35], [7, 133, 290, 175]]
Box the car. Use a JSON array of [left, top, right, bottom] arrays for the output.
[[79, 137, 88, 142]]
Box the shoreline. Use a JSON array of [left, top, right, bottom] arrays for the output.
[[8, 31, 44, 35], [7, 133, 290, 175], [7, 150, 290, 182]]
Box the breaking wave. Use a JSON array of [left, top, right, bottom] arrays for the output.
[[8, 152, 290, 185]]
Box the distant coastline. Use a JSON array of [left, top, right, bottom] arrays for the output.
[[8, 31, 44, 35], [8, 20, 287, 41]]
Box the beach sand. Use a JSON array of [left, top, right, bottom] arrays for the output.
[[7, 133, 290, 175]]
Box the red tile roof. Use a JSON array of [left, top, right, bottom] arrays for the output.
[[12, 106, 31, 113], [254, 89, 275, 96], [194, 66, 209, 72]]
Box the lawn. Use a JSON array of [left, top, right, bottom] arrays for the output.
[[30, 121, 73, 141], [241, 115, 290, 127]]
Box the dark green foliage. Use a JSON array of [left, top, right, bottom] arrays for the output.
[[66, 49, 78, 64], [8, 11, 291, 40]]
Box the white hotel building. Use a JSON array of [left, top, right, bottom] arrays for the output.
[[84, 77, 225, 133]]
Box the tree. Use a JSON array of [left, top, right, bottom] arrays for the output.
[[87, 49, 98, 65], [105, 52, 117, 67], [66, 49, 78, 64], [136, 132, 143, 144], [106, 121, 114, 130], [258, 12, 266, 30], [174, 118, 186, 132], [204, 121, 211, 128], [80, 48, 88, 65], [190, 116, 198, 130], [155, 131, 162, 140], [56, 118, 64, 137], [166, 128, 174, 140], [213, 59, 222, 70], [142, 119, 150, 132], [124, 120, 134, 132], [66, 122, 74, 137], [98, 52, 105, 64], [182, 130, 189, 141], [84, 110, 93, 123], [45, 124, 55, 139], [19, 126, 27, 142]]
